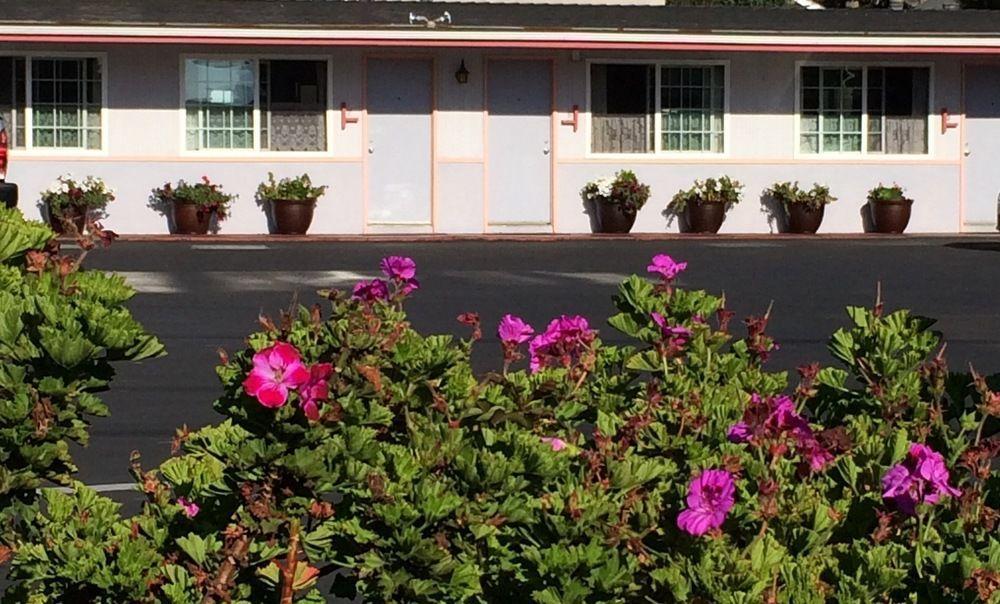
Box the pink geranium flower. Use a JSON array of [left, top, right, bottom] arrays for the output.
[[498, 314, 534, 345], [352, 278, 390, 302], [882, 443, 961, 516], [380, 256, 420, 294], [300, 363, 334, 421], [677, 469, 736, 536], [647, 254, 688, 282], [727, 394, 834, 473], [540, 436, 568, 452], [528, 315, 595, 373], [380, 256, 417, 281], [651, 312, 693, 349], [242, 343, 310, 408], [177, 497, 200, 518]]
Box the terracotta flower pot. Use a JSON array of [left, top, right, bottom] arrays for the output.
[[271, 198, 317, 235], [594, 202, 637, 234], [683, 200, 726, 234], [0, 182, 17, 209], [172, 201, 214, 235], [870, 198, 912, 234], [785, 203, 825, 234], [47, 204, 86, 235]]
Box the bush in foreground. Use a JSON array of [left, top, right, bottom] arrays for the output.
[[1, 218, 997, 602]]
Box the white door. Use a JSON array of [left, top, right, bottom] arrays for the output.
[[367, 59, 432, 226], [964, 65, 1000, 231], [487, 60, 552, 227]]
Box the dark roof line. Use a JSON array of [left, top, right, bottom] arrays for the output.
[[0, 1, 999, 36]]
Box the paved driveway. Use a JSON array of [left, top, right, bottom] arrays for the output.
[[77, 237, 1000, 489]]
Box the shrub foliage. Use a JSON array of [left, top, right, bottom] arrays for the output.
[[1, 214, 998, 602]]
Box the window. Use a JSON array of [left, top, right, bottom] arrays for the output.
[[0, 56, 103, 151], [660, 65, 725, 153], [800, 65, 930, 155], [590, 62, 726, 154], [184, 58, 329, 152], [260, 60, 327, 152], [185, 59, 255, 150]]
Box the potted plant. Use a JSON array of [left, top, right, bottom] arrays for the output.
[[764, 181, 836, 234], [667, 176, 743, 234], [256, 173, 327, 235], [40, 174, 115, 235], [868, 183, 913, 234], [581, 170, 650, 234], [151, 177, 235, 235]]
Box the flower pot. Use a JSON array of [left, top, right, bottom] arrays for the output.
[[0, 182, 17, 209], [172, 201, 214, 235], [47, 205, 86, 235], [683, 201, 727, 234], [594, 202, 637, 234], [271, 198, 316, 235], [870, 198, 912, 234], [785, 204, 825, 234]]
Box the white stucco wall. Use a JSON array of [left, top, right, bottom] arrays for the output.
[[0, 43, 986, 234]]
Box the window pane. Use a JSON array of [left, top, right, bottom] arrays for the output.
[[590, 63, 653, 153], [259, 60, 327, 152], [660, 65, 725, 153], [800, 65, 862, 154], [185, 59, 255, 150], [0, 57, 26, 148], [30, 58, 102, 149], [880, 67, 929, 154]]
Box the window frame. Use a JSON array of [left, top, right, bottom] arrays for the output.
[[794, 60, 935, 159], [585, 58, 731, 159], [0, 51, 108, 156], [179, 54, 335, 157]]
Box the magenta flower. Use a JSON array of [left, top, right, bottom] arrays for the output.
[[351, 278, 390, 302], [177, 497, 200, 519], [882, 443, 961, 515], [380, 255, 420, 294], [498, 314, 534, 345], [243, 343, 311, 408], [380, 256, 417, 281], [300, 363, 333, 421], [647, 254, 688, 282], [651, 313, 693, 348], [541, 436, 568, 452], [528, 315, 596, 373], [727, 394, 834, 472], [677, 469, 736, 536]]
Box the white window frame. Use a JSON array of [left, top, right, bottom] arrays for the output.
[[585, 58, 731, 159], [179, 54, 335, 157], [0, 51, 108, 156], [794, 60, 936, 159]]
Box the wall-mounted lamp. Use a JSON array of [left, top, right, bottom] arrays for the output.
[[455, 60, 470, 85]]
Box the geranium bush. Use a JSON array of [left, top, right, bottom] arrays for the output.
[[2, 236, 998, 601]]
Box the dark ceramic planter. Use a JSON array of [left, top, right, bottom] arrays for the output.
[[683, 201, 726, 234], [172, 201, 213, 235], [870, 198, 912, 234], [271, 198, 317, 235], [594, 202, 637, 234], [0, 182, 17, 209], [785, 203, 825, 234], [47, 205, 86, 235]]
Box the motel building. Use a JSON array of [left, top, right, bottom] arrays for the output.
[[1, 0, 1000, 235]]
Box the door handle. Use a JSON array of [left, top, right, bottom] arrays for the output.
[[543, 141, 550, 155], [368, 142, 374, 154], [964, 143, 971, 157]]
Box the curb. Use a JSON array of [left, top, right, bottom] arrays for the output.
[[102, 233, 1000, 243]]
